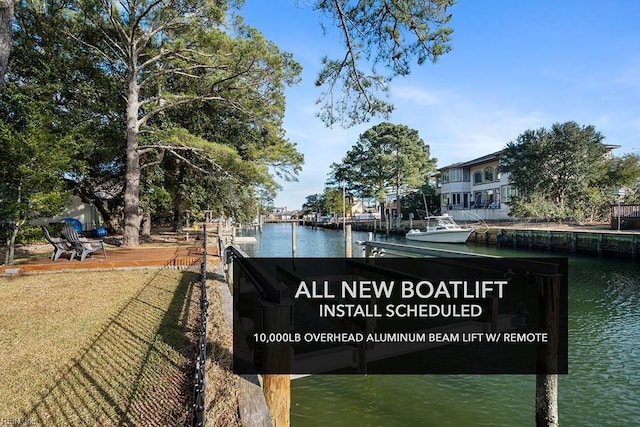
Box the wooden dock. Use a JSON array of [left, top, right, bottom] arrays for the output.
[[0, 244, 218, 276]]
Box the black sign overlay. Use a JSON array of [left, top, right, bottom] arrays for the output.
[[232, 257, 568, 375]]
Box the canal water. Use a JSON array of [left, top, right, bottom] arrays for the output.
[[237, 223, 640, 426]]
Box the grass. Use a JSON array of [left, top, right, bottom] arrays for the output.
[[0, 269, 200, 425], [205, 278, 240, 426]]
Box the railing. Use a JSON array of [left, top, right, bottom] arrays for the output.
[[192, 225, 209, 427], [223, 244, 293, 426], [360, 240, 498, 258]]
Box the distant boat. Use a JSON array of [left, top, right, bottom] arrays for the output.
[[405, 215, 474, 243]]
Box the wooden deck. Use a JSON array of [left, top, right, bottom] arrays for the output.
[[0, 243, 219, 276]]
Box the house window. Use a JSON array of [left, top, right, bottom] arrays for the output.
[[501, 185, 518, 203], [441, 171, 449, 183], [473, 192, 483, 208], [452, 193, 462, 207], [473, 171, 482, 185], [450, 169, 462, 182], [484, 167, 494, 182]]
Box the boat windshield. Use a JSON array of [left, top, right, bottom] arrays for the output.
[[424, 216, 461, 230], [434, 216, 458, 228]]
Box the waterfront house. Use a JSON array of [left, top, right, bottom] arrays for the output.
[[438, 150, 515, 222], [439, 144, 621, 222], [267, 207, 302, 222]]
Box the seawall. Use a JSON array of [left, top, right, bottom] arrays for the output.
[[300, 221, 640, 259]]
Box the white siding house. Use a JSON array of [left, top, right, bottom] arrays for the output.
[[439, 151, 515, 221]]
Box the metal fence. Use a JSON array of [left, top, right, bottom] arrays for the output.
[[193, 225, 209, 426]]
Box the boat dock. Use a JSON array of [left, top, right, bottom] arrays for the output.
[[300, 220, 640, 258]]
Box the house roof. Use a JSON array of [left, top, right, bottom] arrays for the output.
[[438, 149, 504, 171], [438, 143, 620, 172]]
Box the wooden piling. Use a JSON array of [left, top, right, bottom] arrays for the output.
[[345, 224, 352, 258], [291, 222, 296, 258], [535, 274, 560, 427], [262, 300, 294, 426]]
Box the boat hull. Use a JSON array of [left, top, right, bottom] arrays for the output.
[[405, 229, 473, 243]]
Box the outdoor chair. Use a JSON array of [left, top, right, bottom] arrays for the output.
[[61, 225, 107, 261], [41, 225, 72, 261]]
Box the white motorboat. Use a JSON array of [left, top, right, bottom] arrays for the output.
[[405, 215, 474, 243]]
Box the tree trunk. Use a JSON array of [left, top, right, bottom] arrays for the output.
[[172, 203, 184, 232], [0, 0, 14, 87], [76, 191, 120, 233], [141, 209, 151, 239], [6, 226, 18, 265], [123, 73, 142, 246], [6, 219, 24, 266], [395, 177, 401, 230], [93, 199, 120, 233]]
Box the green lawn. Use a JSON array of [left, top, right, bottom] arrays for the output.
[[0, 269, 200, 425]]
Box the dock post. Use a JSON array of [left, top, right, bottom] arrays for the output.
[[345, 224, 352, 258], [535, 274, 560, 427], [291, 222, 296, 258], [262, 300, 294, 426]]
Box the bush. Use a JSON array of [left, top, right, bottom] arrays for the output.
[[16, 225, 46, 244]]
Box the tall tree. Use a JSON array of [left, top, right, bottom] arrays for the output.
[[4, 0, 453, 245], [312, 0, 455, 126], [6, 0, 127, 231], [329, 122, 436, 227], [401, 183, 440, 217], [152, 128, 282, 229], [0, 101, 72, 264], [0, 0, 13, 86], [500, 121, 613, 222], [302, 193, 327, 216], [72, 0, 302, 246]]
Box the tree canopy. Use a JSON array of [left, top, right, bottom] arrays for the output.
[[67, 0, 304, 245], [1, 0, 456, 247], [500, 121, 638, 222], [328, 122, 436, 224], [312, 0, 455, 126], [0, 96, 72, 263], [302, 187, 350, 217]]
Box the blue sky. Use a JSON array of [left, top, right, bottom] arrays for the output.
[[239, 1, 640, 210]]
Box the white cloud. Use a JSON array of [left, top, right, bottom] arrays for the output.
[[392, 86, 440, 106]]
